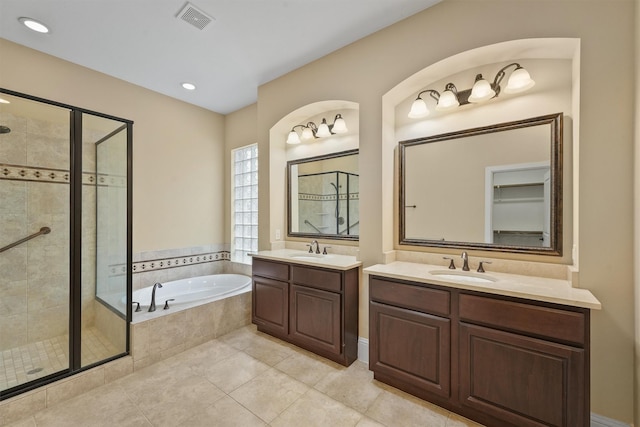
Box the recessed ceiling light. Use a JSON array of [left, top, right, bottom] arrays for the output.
[[181, 82, 196, 91], [18, 17, 50, 34]]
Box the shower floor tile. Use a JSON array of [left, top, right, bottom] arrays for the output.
[[0, 327, 120, 392]]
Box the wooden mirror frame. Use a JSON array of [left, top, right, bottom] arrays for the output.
[[399, 113, 563, 255]]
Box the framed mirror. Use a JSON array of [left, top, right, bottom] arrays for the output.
[[399, 113, 562, 255], [287, 149, 359, 240]]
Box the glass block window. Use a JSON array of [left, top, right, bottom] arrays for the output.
[[231, 144, 258, 264]]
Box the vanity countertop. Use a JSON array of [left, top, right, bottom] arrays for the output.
[[250, 249, 362, 271], [364, 261, 601, 310]]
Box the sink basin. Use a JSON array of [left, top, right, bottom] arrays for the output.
[[430, 270, 497, 284], [289, 252, 328, 260]]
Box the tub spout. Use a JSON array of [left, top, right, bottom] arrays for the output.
[[149, 283, 163, 312]]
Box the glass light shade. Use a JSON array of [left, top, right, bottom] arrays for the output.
[[468, 78, 496, 103], [286, 130, 301, 144], [408, 98, 429, 118], [301, 127, 314, 140], [0, 98, 10, 104], [504, 67, 535, 94], [19, 17, 49, 33], [332, 116, 348, 133], [436, 90, 459, 111], [316, 120, 332, 138]]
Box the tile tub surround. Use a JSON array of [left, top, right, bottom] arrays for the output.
[[130, 288, 251, 370], [2, 325, 484, 427]]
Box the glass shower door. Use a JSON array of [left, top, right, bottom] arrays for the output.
[[81, 114, 128, 367], [0, 93, 71, 392]]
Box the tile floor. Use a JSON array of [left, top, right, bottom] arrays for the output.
[[1, 328, 120, 392], [7, 325, 484, 427]]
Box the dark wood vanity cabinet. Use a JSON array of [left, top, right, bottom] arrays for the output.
[[369, 275, 590, 427], [369, 278, 451, 399], [252, 257, 359, 366]]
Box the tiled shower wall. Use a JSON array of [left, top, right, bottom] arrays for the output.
[[0, 111, 72, 350]]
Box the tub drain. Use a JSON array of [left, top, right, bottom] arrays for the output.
[[27, 367, 43, 375]]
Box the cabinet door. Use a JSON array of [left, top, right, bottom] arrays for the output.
[[370, 302, 450, 398], [290, 284, 342, 356], [252, 276, 288, 336], [459, 323, 585, 427]]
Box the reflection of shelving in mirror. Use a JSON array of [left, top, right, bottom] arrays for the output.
[[490, 166, 549, 247], [493, 182, 544, 203]]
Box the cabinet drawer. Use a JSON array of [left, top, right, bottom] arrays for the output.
[[252, 258, 289, 281], [459, 293, 586, 346], [370, 277, 450, 317], [292, 265, 342, 292]]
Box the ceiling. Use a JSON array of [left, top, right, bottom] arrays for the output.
[[0, 0, 441, 114]]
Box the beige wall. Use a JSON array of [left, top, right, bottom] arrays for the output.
[[224, 103, 258, 247], [0, 39, 226, 253], [255, 0, 636, 423]]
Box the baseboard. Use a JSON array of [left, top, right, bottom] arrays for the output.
[[357, 337, 369, 364], [591, 413, 630, 427]]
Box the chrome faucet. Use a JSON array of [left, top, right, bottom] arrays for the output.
[[461, 251, 470, 271], [148, 282, 163, 312], [308, 240, 320, 254]]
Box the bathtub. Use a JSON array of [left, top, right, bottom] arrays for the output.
[[130, 274, 252, 323], [128, 273, 253, 365]]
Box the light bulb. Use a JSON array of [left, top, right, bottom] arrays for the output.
[[332, 115, 348, 133], [301, 127, 314, 140], [408, 98, 429, 118], [19, 17, 49, 33], [286, 130, 301, 144], [504, 66, 535, 94], [316, 119, 331, 138], [468, 75, 496, 103], [436, 90, 459, 111]]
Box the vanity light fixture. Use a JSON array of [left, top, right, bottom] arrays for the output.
[[18, 17, 50, 34], [286, 114, 348, 144], [408, 63, 535, 119]]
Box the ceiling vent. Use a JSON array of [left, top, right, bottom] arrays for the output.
[[177, 2, 215, 30]]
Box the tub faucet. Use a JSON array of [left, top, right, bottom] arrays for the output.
[[149, 282, 163, 312], [461, 251, 470, 271]]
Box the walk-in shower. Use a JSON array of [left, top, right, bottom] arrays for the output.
[[0, 89, 132, 399]]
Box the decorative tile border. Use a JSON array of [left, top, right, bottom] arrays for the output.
[[0, 163, 126, 187], [299, 192, 359, 201], [1, 164, 70, 184], [132, 251, 230, 274]]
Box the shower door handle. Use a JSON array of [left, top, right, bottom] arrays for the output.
[[0, 227, 51, 253]]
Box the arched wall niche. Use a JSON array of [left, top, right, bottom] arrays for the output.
[[381, 38, 580, 264], [268, 100, 360, 249]]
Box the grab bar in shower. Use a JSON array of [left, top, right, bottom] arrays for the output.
[[304, 220, 324, 234], [0, 227, 51, 253]]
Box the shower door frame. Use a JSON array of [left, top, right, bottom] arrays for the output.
[[0, 88, 133, 400]]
